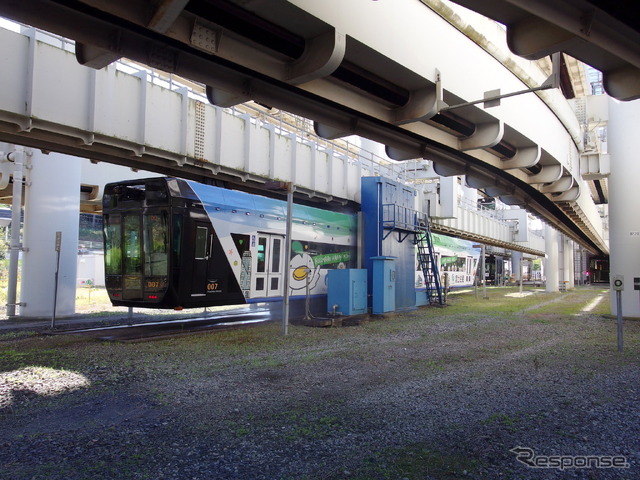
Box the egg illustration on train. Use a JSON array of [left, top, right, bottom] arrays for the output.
[[289, 242, 320, 292]]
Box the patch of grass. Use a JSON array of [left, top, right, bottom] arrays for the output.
[[277, 405, 345, 442], [439, 287, 562, 316], [408, 358, 445, 376], [226, 419, 253, 438], [345, 443, 484, 480], [483, 412, 518, 427], [0, 330, 38, 341], [527, 290, 607, 315]]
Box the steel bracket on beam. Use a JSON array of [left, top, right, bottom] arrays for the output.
[[547, 185, 580, 202], [484, 185, 512, 197], [432, 159, 467, 177], [287, 29, 346, 85], [385, 145, 424, 161], [527, 164, 563, 184], [539, 174, 574, 193], [465, 172, 496, 189], [313, 120, 358, 140], [76, 42, 122, 69], [603, 65, 640, 102], [499, 194, 527, 206], [501, 145, 541, 170], [392, 84, 439, 125], [459, 120, 504, 151], [206, 84, 251, 108]]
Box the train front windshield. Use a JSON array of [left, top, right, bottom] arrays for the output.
[[103, 181, 170, 304]]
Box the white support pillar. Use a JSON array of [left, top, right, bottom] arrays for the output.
[[545, 225, 559, 292], [567, 239, 575, 288], [19, 151, 81, 319], [562, 236, 573, 290], [608, 98, 640, 317], [557, 234, 565, 284], [511, 251, 522, 282]]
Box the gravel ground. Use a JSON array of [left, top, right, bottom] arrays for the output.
[[0, 286, 638, 480]]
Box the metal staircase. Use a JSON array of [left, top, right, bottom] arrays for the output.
[[416, 217, 444, 306], [381, 202, 443, 306]]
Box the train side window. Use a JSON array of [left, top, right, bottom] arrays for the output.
[[104, 214, 122, 275], [271, 238, 281, 273], [144, 213, 168, 276], [195, 226, 208, 259], [231, 234, 250, 255], [123, 215, 142, 275], [257, 238, 267, 272]]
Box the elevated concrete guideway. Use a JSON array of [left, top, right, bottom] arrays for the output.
[[447, 0, 640, 102], [0, 24, 546, 257], [0, 0, 607, 255]]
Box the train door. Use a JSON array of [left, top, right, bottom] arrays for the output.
[[191, 222, 212, 297], [253, 234, 285, 297]]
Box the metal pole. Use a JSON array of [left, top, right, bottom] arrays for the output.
[[51, 232, 62, 329], [519, 257, 523, 294], [304, 267, 311, 320], [616, 290, 623, 352], [282, 183, 294, 336], [6, 149, 24, 318], [481, 245, 487, 299], [443, 272, 449, 304]]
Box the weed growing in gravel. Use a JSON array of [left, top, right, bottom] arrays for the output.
[[0, 330, 38, 341], [347, 443, 484, 479], [482, 412, 520, 432], [226, 419, 253, 438], [282, 411, 343, 441]]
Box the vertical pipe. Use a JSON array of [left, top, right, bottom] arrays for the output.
[[282, 183, 294, 336], [6, 149, 24, 318], [519, 257, 523, 294], [481, 244, 487, 299], [616, 291, 623, 352], [51, 232, 62, 329]]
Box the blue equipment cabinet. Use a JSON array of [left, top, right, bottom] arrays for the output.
[[361, 176, 417, 312], [372, 256, 396, 314], [327, 269, 368, 315]]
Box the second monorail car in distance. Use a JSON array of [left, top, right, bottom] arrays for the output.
[[415, 233, 481, 289]]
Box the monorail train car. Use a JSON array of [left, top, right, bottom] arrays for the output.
[[102, 177, 357, 309], [415, 233, 480, 289]]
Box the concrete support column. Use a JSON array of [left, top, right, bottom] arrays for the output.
[[567, 240, 575, 288], [545, 225, 559, 292], [20, 151, 81, 319], [511, 251, 522, 282], [562, 237, 573, 289], [609, 99, 640, 317]]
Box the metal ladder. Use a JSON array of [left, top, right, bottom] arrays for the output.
[[416, 216, 443, 305]]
